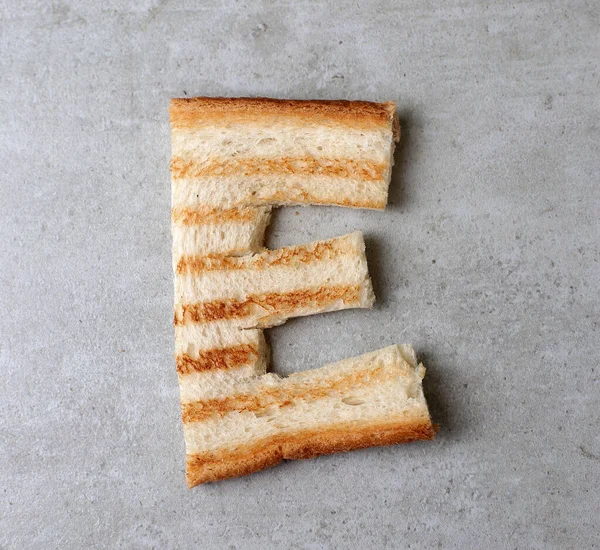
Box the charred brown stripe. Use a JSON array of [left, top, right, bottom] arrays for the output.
[[176, 345, 259, 375], [173, 285, 361, 326], [185, 419, 435, 486], [181, 365, 392, 423], [170, 156, 387, 182], [176, 238, 354, 274], [169, 97, 396, 131], [171, 206, 262, 226]]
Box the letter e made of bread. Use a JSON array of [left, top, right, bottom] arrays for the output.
[[170, 97, 435, 486]]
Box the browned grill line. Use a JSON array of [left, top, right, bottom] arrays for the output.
[[170, 156, 386, 182], [174, 285, 361, 325], [172, 206, 260, 226], [176, 238, 355, 274], [170, 97, 396, 130], [185, 419, 434, 486], [176, 344, 260, 375]]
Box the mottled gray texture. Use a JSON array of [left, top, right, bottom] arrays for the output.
[[1, 0, 599, 548]]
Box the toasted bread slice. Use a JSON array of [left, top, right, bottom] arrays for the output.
[[170, 97, 399, 213], [171, 205, 271, 259], [183, 345, 433, 486], [169, 97, 432, 486], [173, 232, 375, 399]]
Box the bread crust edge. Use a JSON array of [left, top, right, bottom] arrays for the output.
[[170, 96, 398, 133], [185, 416, 434, 487]]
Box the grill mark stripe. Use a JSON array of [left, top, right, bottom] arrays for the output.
[[169, 97, 396, 131], [181, 366, 393, 423], [174, 284, 361, 326], [184, 419, 434, 486], [170, 156, 387, 182], [172, 206, 263, 226], [176, 238, 354, 274], [176, 344, 260, 375]]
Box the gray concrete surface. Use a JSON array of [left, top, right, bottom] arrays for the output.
[[1, 1, 599, 548]]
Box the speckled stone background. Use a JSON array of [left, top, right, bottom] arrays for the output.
[[1, 1, 599, 548]]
